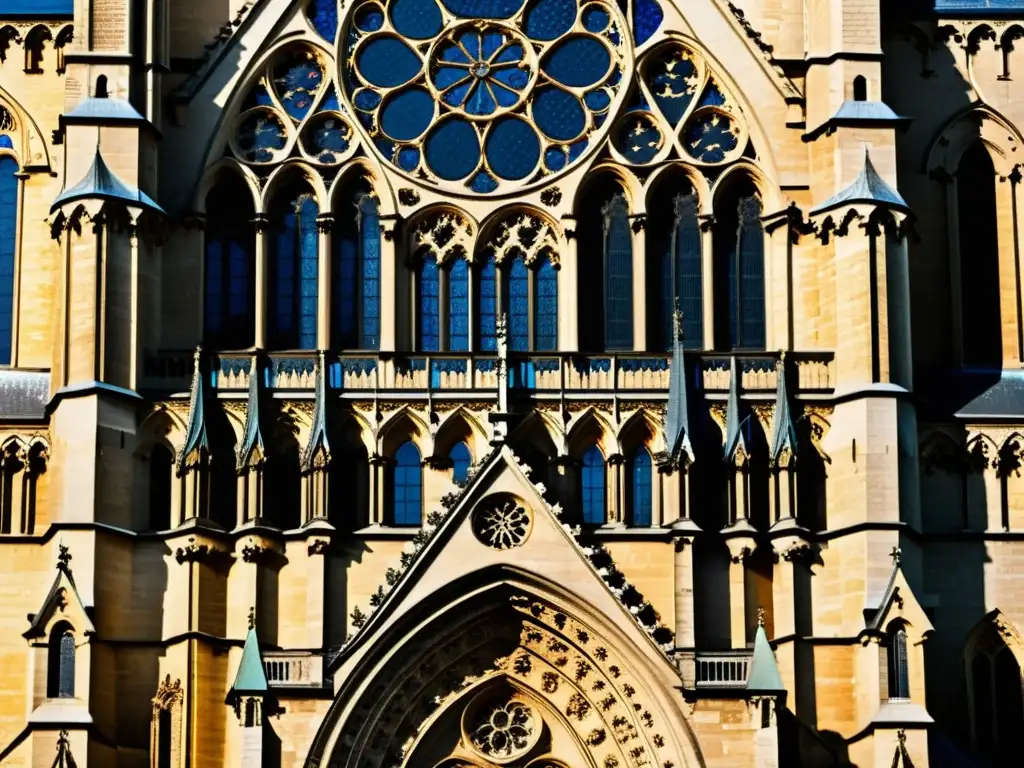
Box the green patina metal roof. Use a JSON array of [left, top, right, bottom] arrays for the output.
[[232, 626, 268, 694], [663, 313, 695, 468], [746, 622, 785, 693], [177, 348, 209, 474], [769, 357, 798, 466], [724, 356, 748, 463]]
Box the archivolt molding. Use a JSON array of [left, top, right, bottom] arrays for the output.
[[964, 609, 1024, 671], [0, 84, 53, 171], [925, 105, 1024, 180]]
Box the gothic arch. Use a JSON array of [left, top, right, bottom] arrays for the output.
[[572, 163, 642, 214], [379, 407, 432, 458], [925, 105, 1024, 179], [328, 157, 397, 217], [434, 408, 490, 465], [710, 160, 779, 214], [565, 409, 616, 459], [645, 162, 713, 216], [965, 609, 1024, 670], [617, 408, 663, 455], [0, 84, 51, 170], [262, 160, 330, 213], [306, 569, 705, 768], [193, 159, 261, 216]]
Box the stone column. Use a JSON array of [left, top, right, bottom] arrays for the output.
[[317, 215, 333, 351], [253, 216, 269, 349]]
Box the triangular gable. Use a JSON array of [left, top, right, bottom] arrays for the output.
[[231, 627, 268, 695], [24, 562, 94, 641], [333, 446, 679, 682], [868, 561, 933, 638]]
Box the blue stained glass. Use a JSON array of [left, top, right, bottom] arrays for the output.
[[434, 66, 470, 90], [440, 0, 525, 17], [319, 87, 341, 112], [492, 81, 522, 107], [698, 80, 727, 107], [533, 87, 586, 141], [737, 196, 765, 349], [236, 111, 286, 163], [0, 157, 17, 364], [494, 43, 525, 64], [466, 81, 498, 116], [418, 256, 440, 351], [568, 137, 588, 160], [354, 88, 382, 111], [581, 445, 606, 525], [583, 6, 610, 31], [674, 194, 703, 349], [392, 442, 422, 525], [524, 0, 577, 41], [585, 88, 611, 111], [633, 0, 664, 46], [380, 87, 434, 141], [302, 114, 351, 163], [629, 448, 653, 526], [244, 83, 275, 109], [486, 117, 540, 180], [307, 0, 338, 41], [426, 119, 480, 180], [390, 0, 443, 38], [544, 147, 567, 171], [274, 52, 325, 121], [397, 147, 421, 171], [617, 115, 661, 164], [205, 177, 255, 349], [0, 136, 12, 150], [471, 171, 499, 193], [359, 195, 382, 349], [477, 255, 497, 351], [355, 3, 386, 31], [270, 192, 320, 350], [647, 49, 698, 125], [450, 442, 472, 484], [442, 80, 474, 108], [449, 258, 470, 351], [534, 256, 558, 350], [483, 31, 506, 58], [492, 67, 529, 91], [506, 259, 529, 351], [543, 36, 611, 88], [357, 36, 422, 88], [604, 195, 633, 350], [684, 111, 739, 163], [334, 215, 358, 347]]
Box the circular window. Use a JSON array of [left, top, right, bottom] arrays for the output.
[[340, 0, 630, 194], [472, 496, 532, 550], [468, 696, 540, 760]]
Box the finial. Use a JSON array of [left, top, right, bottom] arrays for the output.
[[57, 543, 72, 571], [248, 607, 256, 630], [496, 312, 508, 343], [193, 345, 202, 365], [757, 607, 765, 627], [890, 546, 901, 566], [780, 348, 786, 363]]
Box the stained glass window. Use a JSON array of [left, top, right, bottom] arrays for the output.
[[204, 175, 255, 350], [448, 258, 470, 351], [714, 183, 765, 351], [887, 627, 910, 701], [673, 194, 702, 348], [269, 188, 319, 350], [581, 445, 606, 525], [534, 256, 558, 351], [334, 193, 359, 349], [603, 194, 633, 350], [48, 624, 75, 698], [0, 156, 17, 365], [358, 194, 381, 349], [477, 254, 498, 352], [343, 0, 629, 194], [392, 441, 422, 525], [506, 258, 529, 351], [629, 447, 652, 526], [418, 255, 440, 352], [450, 441, 472, 484]]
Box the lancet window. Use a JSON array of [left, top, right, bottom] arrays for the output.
[[0, 142, 17, 366], [581, 445, 606, 525], [714, 180, 765, 351], [648, 173, 702, 349], [391, 441, 423, 526], [333, 183, 382, 350], [450, 441, 472, 485], [204, 174, 255, 350], [269, 182, 320, 350], [968, 620, 1024, 761], [628, 446, 653, 526], [148, 444, 172, 531], [47, 622, 75, 699], [577, 178, 631, 352]]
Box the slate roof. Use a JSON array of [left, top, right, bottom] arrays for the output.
[[0, 370, 49, 420], [831, 100, 907, 124], [724, 357, 749, 463], [51, 147, 164, 215], [810, 149, 909, 217], [663, 320, 694, 468], [770, 358, 798, 465], [177, 349, 209, 474], [64, 98, 146, 124], [236, 356, 266, 471]]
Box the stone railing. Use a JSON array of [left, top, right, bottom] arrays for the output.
[[693, 650, 752, 689], [261, 651, 327, 690], [142, 350, 835, 397]]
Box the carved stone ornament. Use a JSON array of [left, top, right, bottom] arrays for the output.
[[467, 695, 540, 760], [472, 497, 532, 550]]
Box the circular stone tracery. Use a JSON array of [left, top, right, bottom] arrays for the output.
[[472, 498, 532, 550], [469, 698, 539, 759], [341, 0, 629, 194]]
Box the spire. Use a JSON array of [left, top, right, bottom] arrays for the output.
[[51, 730, 78, 768], [664, 305, 695, 468], [769, 353, 798, 467], [50, 145, 164, 215], [724, 356, 748, 464], [236, 355, 266, 472], [177, 347, 210, 475], [810, 147, 909, 217], [301, 351, 331, 473], [231, 621, 268, 695], [746, 616, 785, 693]]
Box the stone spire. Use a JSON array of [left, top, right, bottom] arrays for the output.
[[724, 356, 748, 465], [231, 620, 268, 696], [236, 355, 266, 472], [746, 617, 784, 693], [769, 354, 798, 468], [663, 306, 695, 468], [301, 351, 331, 473], [177, 347, 210, 475], [50, 144, 164, 216]]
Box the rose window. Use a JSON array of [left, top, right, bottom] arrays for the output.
[[472, 497, 532, 550], [340, 0, 631, 193], [469, 699, 538, 759]]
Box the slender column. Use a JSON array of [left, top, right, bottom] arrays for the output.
[[379, 219, 397, 352], [607, 454, 625, 526], [305, 540, 330, 646], [317, 215, 333, 350], [253, 216, 269, 349], [562, 220, 579, 351], [995, 175, 1020, 366], [771, 467, 795, 524], [369, 455, 387, 526], [10, 173, 26, 366], [6, 452, 25, 533], [673, 538, 695, 647], [701, 221, 714, 350], [944, 178, 964, 367], [729, 550, 749, 648], [631, 216, 647, 351]]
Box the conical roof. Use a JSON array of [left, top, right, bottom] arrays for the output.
[[51, 146, 163, 215], [810, 148, 908, 217]]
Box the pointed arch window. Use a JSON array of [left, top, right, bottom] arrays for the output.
[[581, 445, 606, 525], [391, 442, 422, 526], [450, 441, 472, 485], [417, 255, 440, 352], [333, 189, 381, 350], [157, 709, 172, 768], [958, 143, 1001, 369], [448, 258, 470, 351], [149, 444, 172, 531], [0, 155, 15, 366], [628, 447, 653, 527], [477, 255, 498, 352], [969, 623, 1024, 760], [534, 255, 558, 351], [885, 623, 910, 701], [47, 623, 75, 698], [603, 194, 634, 350], [649, 181, 702, 350], [204, 175, 256, 350], [714, 185, 765, 350], [505, 258, 530, 352], [269, 187, 319, 350]]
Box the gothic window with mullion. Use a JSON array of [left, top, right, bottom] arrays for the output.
[[500, 255, 559, 352], [0, 146, 16, 366], [204, 174, 256, 351], [713, 179, 765, 351], [268, 182, 319, 351], [333, 184, 382, 351]]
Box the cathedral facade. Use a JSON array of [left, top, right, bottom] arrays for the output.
[[0, 0, 1022, 765]]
